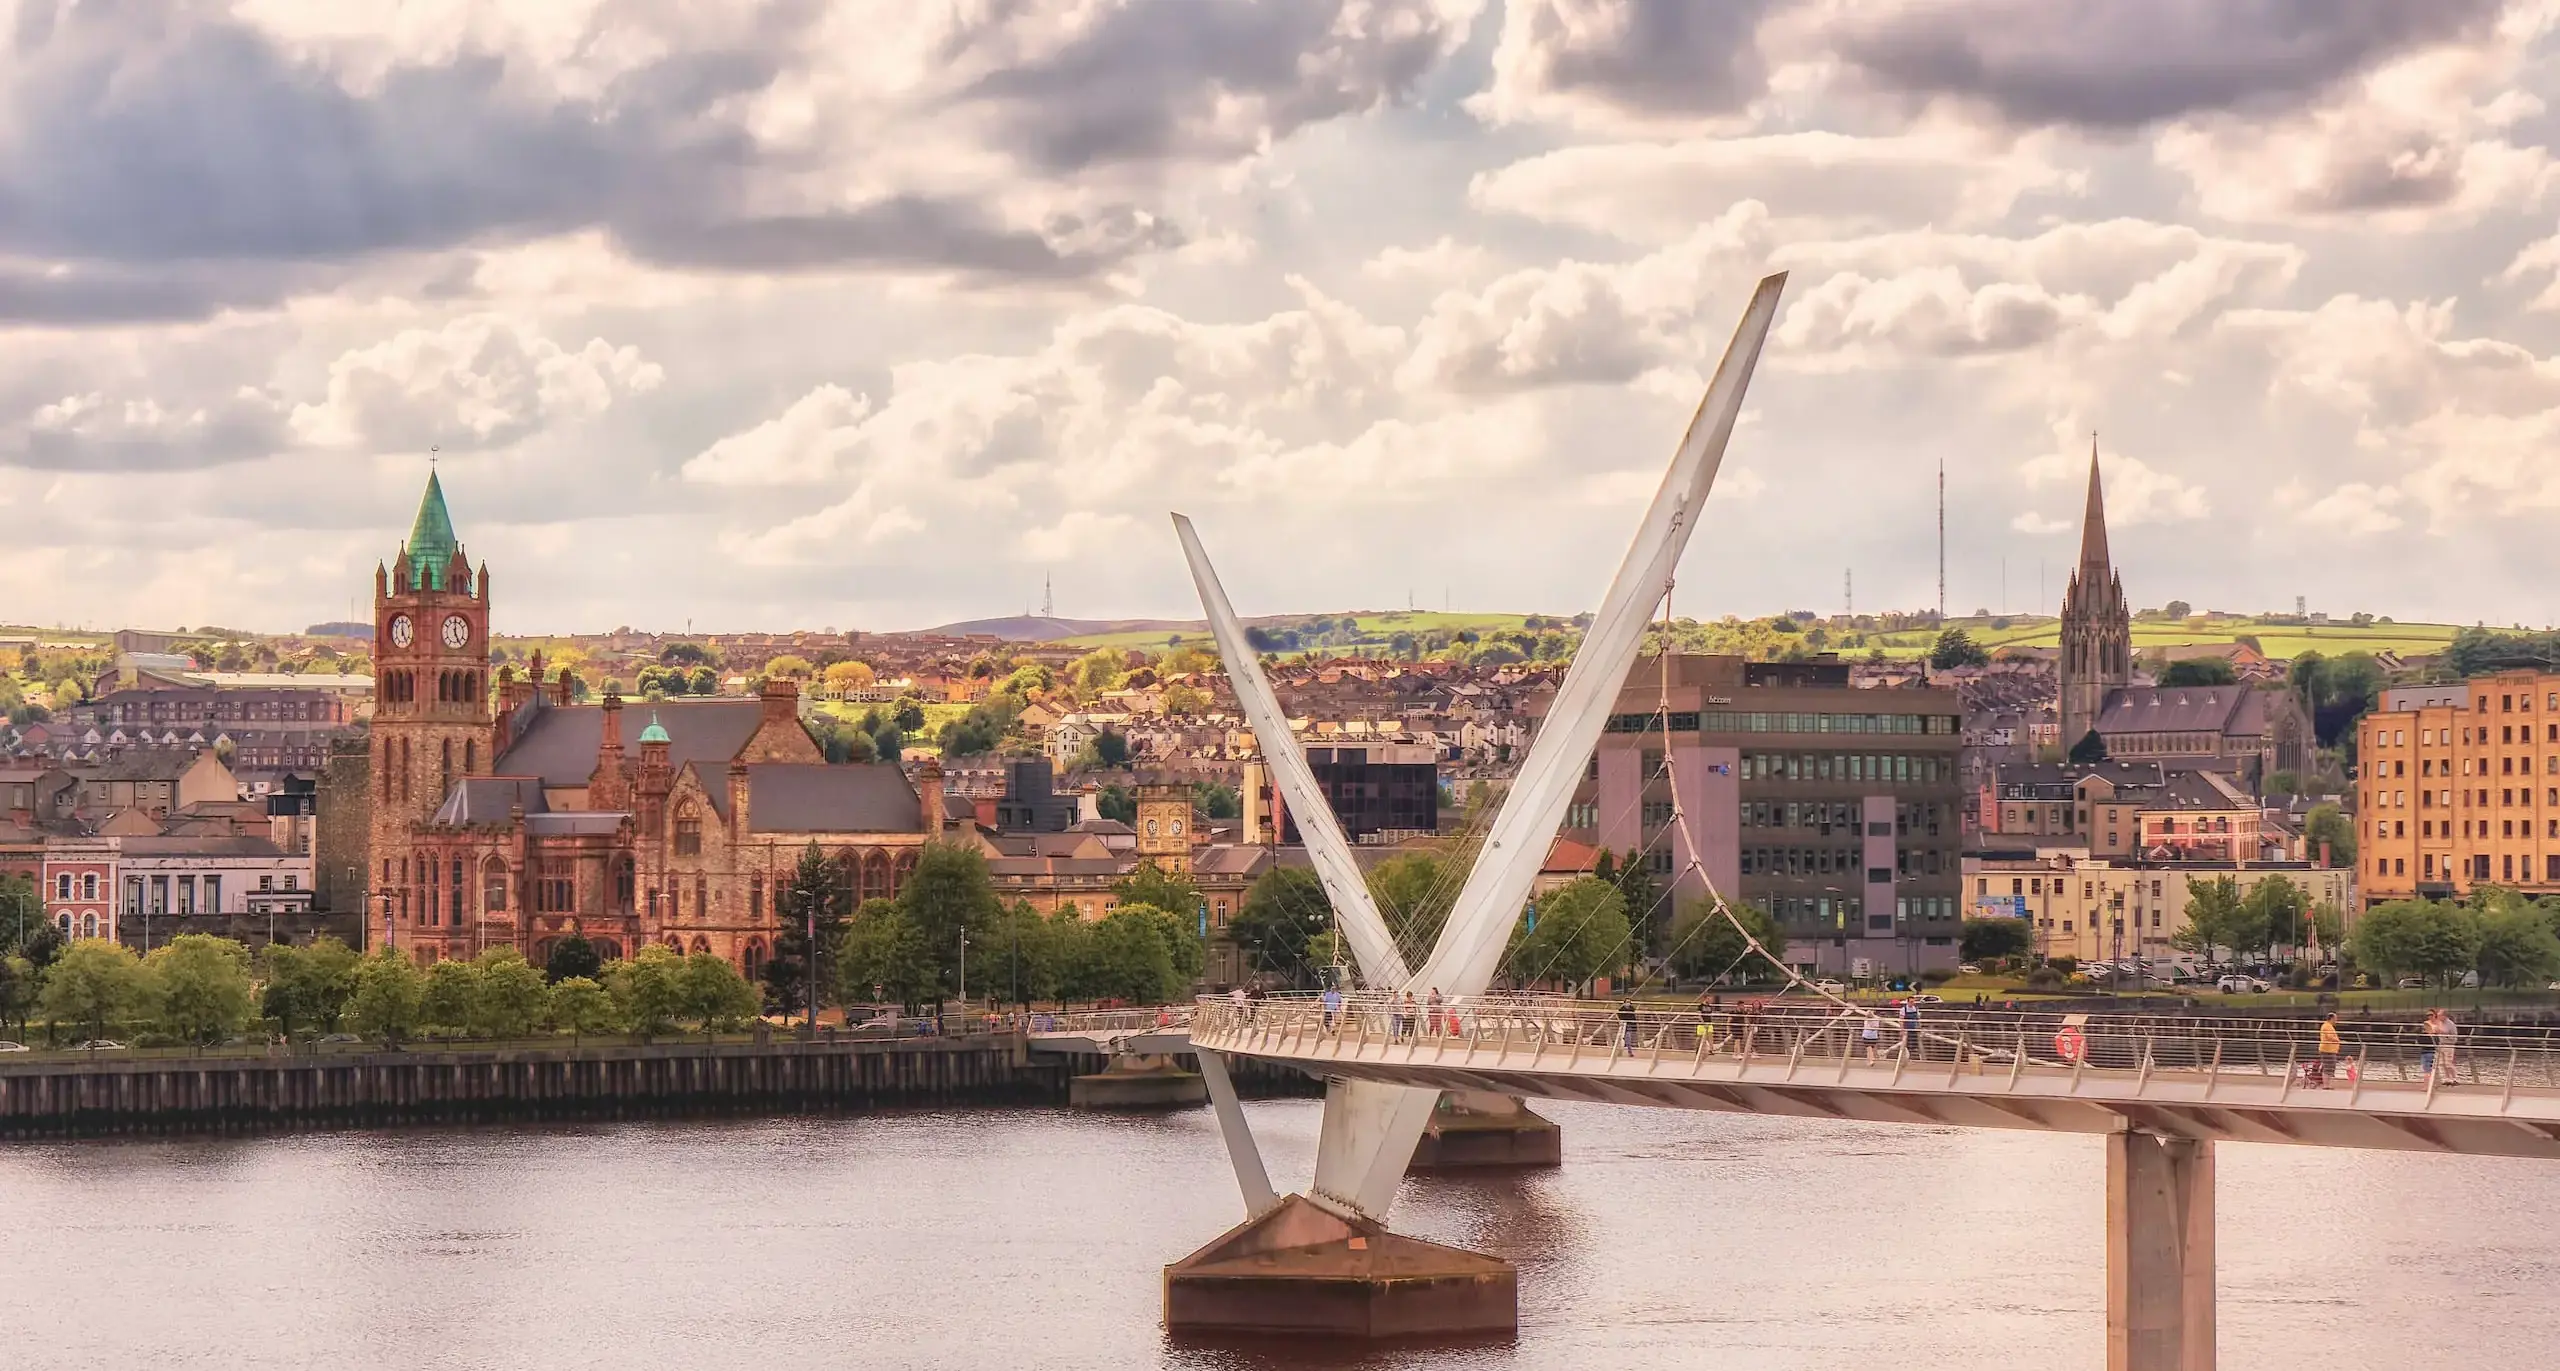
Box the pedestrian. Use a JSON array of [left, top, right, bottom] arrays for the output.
[[1397, 990, 1418, 1041], [2429, 1007, 2460, 1083], [1861, 1014, 1882, 1063], [1694, 998, 1714, 1050], [1617, 997, 1638, 1051], [1321, 983, 1343, 1034], [1900, 997, 1921, 1060], [2318, 1012, 2343, 1088], [1426, 987, 1445, 1039]]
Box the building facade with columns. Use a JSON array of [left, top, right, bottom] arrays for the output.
[[368, 473, 942, 971]]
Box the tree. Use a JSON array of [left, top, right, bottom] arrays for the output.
[[822, 660, 876, 693], [839, 898, 936, 1009], [1121, 902, 1204, 988], [147, 935, 254, 1046], [420, 960, 482, 1035], [2474, 901, 2560, 988], [764, 654, 815, 679], [1668, 898, 1788, 983], [0, 955, 33, 1040], [2172, 876, 2248, 960], [1078, 908, 1181, 1004], [1229, 868, 1333, 988], [546, 976, 618, 1042], [2159, 658, 2238, 687], [767, 841, 852, 1015], [2348, 900, 2482, 985], [687, 665, 718, 696], [2068, 729, 2109, 764], [870, 719, 905, 760], [1366, 850, 1458, 964], [1095, 783, 1136, 823], [1929, 629, 1989, 670], [2305, 802, 2356, 867], [610, 946, 689, 1037], [1115, 862, 1202, 929], [1959, 917, 2034, 964], [261, 937, 359, 1038], [2164, 600, 2192, 619], [0, 872, 38, 957], [891, 696, 927, 732], [1610, 850, 1667, 959], [1191, 780, 1242, 820], [470, 950, 550, 1039], [39, 940, 153, 1042], [543, 932, 601, 984], [2242, 876, 2309, 956], [1505, 877, 1630, 991], [900, 843, 1002, 1002], [985, 900, 1067, 1006], [680, 952, 762, 1034], [346, 949, 426, 1047]]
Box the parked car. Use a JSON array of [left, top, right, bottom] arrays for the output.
[[0, 1041, 27, 1053], [2215, 976, 2270, 994], [313, 1033, 363, 1045], [850, 1013, 901, 1034], [1907, 993, 1945, 1006], [1956, 963, 1982, 976], [1809, 979, 1848, 996], [71, 1039, 125, 1051], [2397, 977, 2430, 990]]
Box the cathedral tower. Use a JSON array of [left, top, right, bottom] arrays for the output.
[[370, 471, 494, 938], [2058, 438, 2131, 754]]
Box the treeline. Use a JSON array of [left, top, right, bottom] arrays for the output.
[[0, 934, 763, 1048], [2349, 890, 2560, 989]]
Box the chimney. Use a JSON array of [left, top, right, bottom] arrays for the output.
[[728, 759, 750, 837], [915, 756, 944, 839], [1076, 783, 1101, 825], [760, 675, 799, 727]]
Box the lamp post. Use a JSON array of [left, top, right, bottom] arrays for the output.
[[804, 886, 818, 1034]]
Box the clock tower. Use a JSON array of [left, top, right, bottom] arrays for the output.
[[371, 471, 494, 943]]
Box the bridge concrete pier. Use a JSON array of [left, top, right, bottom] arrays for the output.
[[1068, 1053, 1207, 1109], [1408, 1092, 1561, 1171], [1163, 1194, 1516, 1338], [2108, 1129, 2215, 1371]]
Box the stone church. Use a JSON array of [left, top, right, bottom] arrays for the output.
[[367, 473, 943, 971], [2056, 442, 2309, 791]]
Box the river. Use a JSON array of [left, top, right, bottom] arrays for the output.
[[4, 1100, 2554, 1370]]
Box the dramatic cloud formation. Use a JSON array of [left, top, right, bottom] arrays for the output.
[[7, 0, 2560, 631]]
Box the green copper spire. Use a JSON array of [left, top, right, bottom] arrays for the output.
[[403, 470, 461, 591], [639, 712, 671, 744]]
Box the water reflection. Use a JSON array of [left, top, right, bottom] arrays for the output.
[[1, 1101, 2555, 1370]]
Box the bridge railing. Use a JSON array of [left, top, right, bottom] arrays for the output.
[[1030, 1008, 1194, 1036], [1192, 993, 2560, 1092]]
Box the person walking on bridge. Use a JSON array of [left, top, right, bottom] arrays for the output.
[[1900, 997, 1921, 1061], [2426, 1007, 2460, 1083], [1426, 987, 1445, 1039], [1321, 983, 1343, 1034], [1617, 997, 1638, 1051], [2318, 1012, 2343, 1084]]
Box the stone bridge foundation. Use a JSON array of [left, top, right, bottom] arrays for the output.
[[1408, 1091, 1561, 1170]]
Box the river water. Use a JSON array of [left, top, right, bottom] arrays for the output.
[[4, 1100, 2554, 1371]]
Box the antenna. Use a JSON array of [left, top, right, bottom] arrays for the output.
[[1844, 568, 1852, 618], [1936, 458, 1947, 623], [1041, 574, 1053, 621]]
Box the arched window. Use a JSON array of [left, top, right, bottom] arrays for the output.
[[742, 939, 767, 980], [861, 850, 892, 903], [55, 911, 71, 937], [450, 858, 466, 927], [614, 858, 634, 911], [592, 939, 623, 962], [465, 740, 476, 772], [694, 876, 708, 920], [892, 850, 918, 898], [81, 873, 96, 901], [482, 855, 509, 913], [665, 936, 684, 953], [689, 935, 710, 955], [80, 912, 96, 939]]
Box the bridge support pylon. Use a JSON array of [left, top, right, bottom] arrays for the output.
[[2107, 1128, 2215, 1371], [1408, 1091, 1562, 1171]]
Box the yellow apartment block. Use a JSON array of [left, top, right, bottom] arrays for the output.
[[2356, 672, 2560, 905]]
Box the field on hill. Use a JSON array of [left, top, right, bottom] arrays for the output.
[[1870, 616, 2465, 662], [1057, 610, 1559, 651]]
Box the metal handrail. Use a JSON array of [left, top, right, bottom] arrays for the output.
[[1187, 992, 2542, 1091]]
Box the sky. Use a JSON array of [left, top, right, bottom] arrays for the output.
[[9, 0, 2560, 636]]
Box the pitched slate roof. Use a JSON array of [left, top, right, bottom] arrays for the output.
[[2095, 686, 2253, 736], [497, 698, 766, 787], [724, 763, 924, 835], [433, 776, 549, 825]]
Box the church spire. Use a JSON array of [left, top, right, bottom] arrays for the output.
[[2078, 433, 2110, 575], [400, 469, 463, 592]]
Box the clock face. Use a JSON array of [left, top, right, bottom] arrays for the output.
[[442, 614, 471, 649], [1171, 819, 1185, 836], [387, 615, 414, 648]]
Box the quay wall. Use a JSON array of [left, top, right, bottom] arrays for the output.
[[0, 1035, 1322, 1139]]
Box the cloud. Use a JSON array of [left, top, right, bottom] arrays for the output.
[[1470, 129, 2080, 240], [290, 314, 662, 450], [2011, 511, 2071, 535], [681, 385, 875, 486], [1362, 237, 1496, 284], [2021, 439, 2209, 526], [4, 387, 289, 472], [1472, 0, 1791, 130], [1827, 0, 2504, 129], [2301, 482, 2406, 534]]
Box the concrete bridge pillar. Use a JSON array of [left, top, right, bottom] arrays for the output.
[[2107, 1128, 2214, 1371], [1408, 1091, 1562, 1170]]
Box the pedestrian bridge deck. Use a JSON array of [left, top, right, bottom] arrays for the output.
[[1188, 994, 2560, 1159]]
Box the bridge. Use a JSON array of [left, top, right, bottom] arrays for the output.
[[1146, 271, 2500, 1369]]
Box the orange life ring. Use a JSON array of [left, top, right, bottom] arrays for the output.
[[2054, 1025, 2087, 1062]]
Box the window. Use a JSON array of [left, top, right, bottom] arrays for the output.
[[750, 875, 764, 920], [54, 873, 70, 900], [675, 814, 702, 856], [695, 876, 708, 918], [177, 876, 195, 917], [203, 876, 220, 912], [82, 874, 97, 901]]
